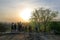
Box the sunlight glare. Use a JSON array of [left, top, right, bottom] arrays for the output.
[[19, 7, 32, 22]]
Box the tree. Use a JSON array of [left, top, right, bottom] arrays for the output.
[[30, 8, 58, 32]]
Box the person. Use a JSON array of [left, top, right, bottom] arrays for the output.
[[29, 26, 32, 32], [35, 26, 39, 32], [13, 23, 16, 32], [29, 26, 34, 40], [11, 23, 14, 32], [18, 22, 22, 32], [11, 23, 17, 32], [35, 26, 40, 40]]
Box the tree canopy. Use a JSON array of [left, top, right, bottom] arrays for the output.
[[30, 8, 58, 32]]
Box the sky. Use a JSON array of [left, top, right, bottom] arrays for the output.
[[0, 0, 60, 22]]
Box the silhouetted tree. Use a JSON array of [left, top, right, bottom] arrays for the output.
[[30, 8, 58, 33]]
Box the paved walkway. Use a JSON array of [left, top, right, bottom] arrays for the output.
[[0, 33, 60, 40]]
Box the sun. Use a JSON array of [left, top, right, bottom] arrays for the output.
[[19, 7, 32, 22]]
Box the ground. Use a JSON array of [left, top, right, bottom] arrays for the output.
[[0, 33, 60, 40]]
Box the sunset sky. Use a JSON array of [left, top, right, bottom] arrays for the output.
[[0, 0, 60, 22]]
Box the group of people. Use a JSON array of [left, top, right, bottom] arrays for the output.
[[11, 22, 33, 32], [11, 22, 23, 32], [11, 22, 40, 33]]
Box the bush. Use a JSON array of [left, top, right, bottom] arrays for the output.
[[50, 21, 60, 34], [0, 23, 7, 32]]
